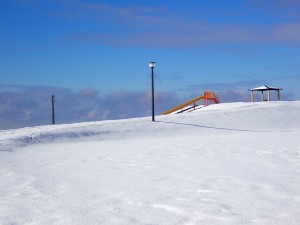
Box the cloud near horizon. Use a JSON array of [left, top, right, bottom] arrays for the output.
[[0, 84, 295, 130], [0, 85, 184, 130]]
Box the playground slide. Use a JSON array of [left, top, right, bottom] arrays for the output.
[[162, 91, 220, 115], [162, 95, 205, 115]]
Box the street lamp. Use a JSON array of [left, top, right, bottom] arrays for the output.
[[149, 62, 156, 121]]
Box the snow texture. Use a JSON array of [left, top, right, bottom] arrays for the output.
[[1, 101, 300, 225]]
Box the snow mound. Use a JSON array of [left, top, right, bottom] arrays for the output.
[[1, 101, 299, 151]]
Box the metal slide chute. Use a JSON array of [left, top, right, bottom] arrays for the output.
[[162, 91, 220, 115], [162, 95, 205, 115]]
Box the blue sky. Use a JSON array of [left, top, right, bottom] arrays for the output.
[[1, 0, 300, 129]]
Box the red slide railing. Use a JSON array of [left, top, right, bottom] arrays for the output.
[[204, 92, 220, 106]]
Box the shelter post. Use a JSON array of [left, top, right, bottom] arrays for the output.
[[250, 90, 254, 102]]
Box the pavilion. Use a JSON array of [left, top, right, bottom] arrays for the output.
[[249, 85, 283, 102]]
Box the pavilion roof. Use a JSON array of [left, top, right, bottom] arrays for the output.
[[249, 85, 283, 91]]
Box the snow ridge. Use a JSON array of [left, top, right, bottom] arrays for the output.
[[1, 101, 299, 151]]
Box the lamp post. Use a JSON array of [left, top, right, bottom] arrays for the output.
[[149, 62, 156, 121], [51, 95, 55, 125]]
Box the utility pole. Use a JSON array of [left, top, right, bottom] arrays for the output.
[[51, 95, 55, 125]]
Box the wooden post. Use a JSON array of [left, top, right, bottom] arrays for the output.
[[250, 90, 254, 102], [278, 90, 280, 101], [268, 90, 271, 101]]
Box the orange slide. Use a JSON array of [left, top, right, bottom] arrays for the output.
[[162, 91, 220, 115]]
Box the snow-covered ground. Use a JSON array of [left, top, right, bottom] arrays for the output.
[[1, 101, 300, 225]]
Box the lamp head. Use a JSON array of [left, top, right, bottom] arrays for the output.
[[149, 62, 156, 68]]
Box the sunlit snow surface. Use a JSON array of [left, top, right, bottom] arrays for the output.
[[1, 101, 300, 225]]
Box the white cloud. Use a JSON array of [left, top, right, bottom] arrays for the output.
[[59, 2, 300, 48], [11, 1, 300, 48]]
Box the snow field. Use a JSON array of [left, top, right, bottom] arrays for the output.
[[1, 101, 300, 225]]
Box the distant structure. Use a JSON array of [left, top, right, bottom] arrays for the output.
[[249, 85, 282, 102]]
